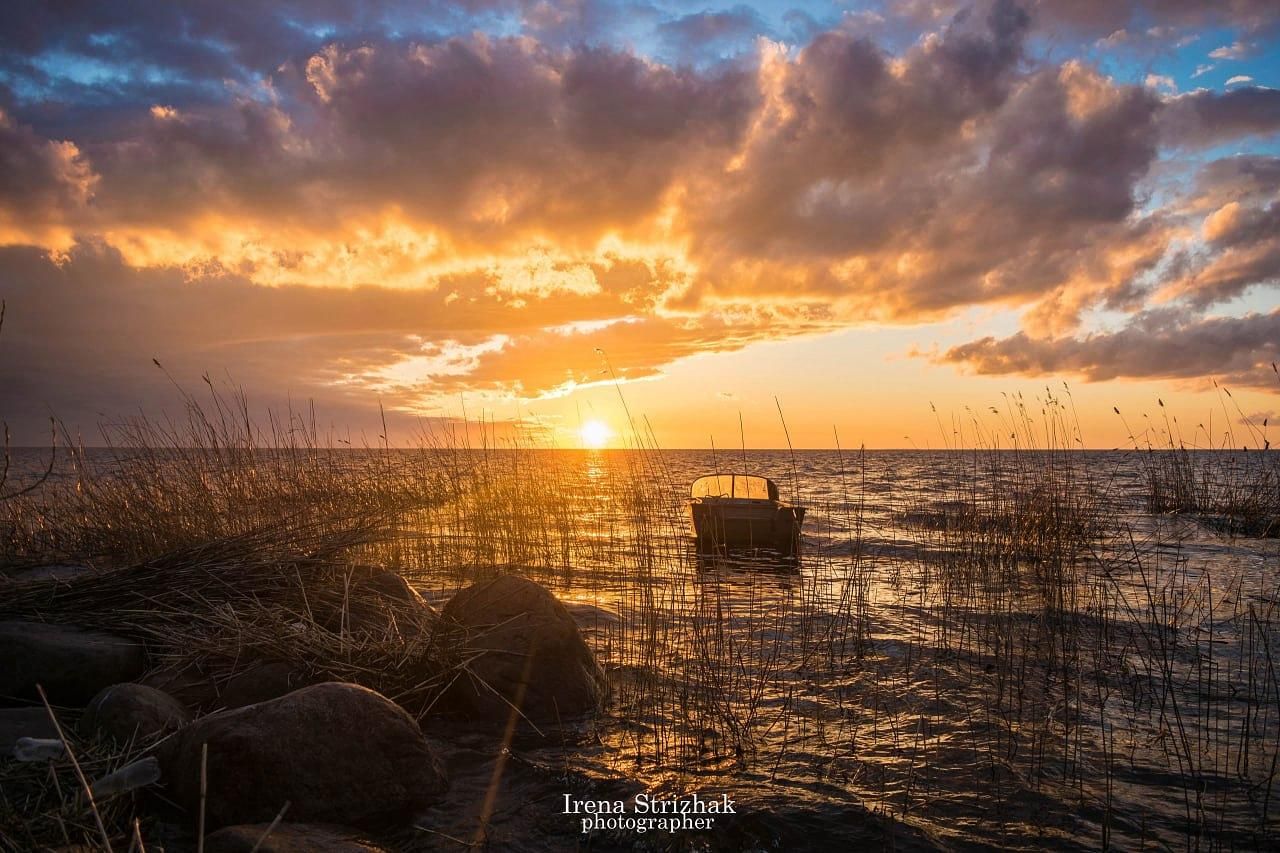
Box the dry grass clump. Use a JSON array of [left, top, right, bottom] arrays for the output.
[[0, 516, 468, 720], [0, 727, 156, 853], [872, 390, 1280, 848], [903, 388, 1106, 583], [1123, 376, 1280, 537], [1, 382, 459, 566], [2, 380, 1279, 850], [0, 521, 471, 849], [1141, 447, 1279, 536]]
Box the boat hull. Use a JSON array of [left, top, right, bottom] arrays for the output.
[[687, 498, 805, 556]]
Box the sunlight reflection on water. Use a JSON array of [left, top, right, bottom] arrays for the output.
[[12, 447, 1280, 849]]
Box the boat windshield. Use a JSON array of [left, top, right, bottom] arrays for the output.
[[690, 474, 778, 501]]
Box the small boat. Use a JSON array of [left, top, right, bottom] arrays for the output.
[[686, 474, 806, 556]]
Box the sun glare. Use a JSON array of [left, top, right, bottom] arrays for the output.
[[579, 419, 611, 449]]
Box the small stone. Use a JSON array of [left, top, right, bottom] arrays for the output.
[[357, 571, 427, 606], [0, 620, 146, 706], [80, 683, 190, 743]]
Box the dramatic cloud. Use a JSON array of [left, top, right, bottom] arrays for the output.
[[684, 7, 1169, 332], [0, 35, 757, 283], [1146, 155, 1280, 307], [1, 0, 1278, 440], [0, 109, 95, 245], [0, 243, 836, 433]]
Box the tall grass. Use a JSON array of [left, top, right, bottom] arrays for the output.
[[1, 383, 1278, 850], [1125, 376, 1280, 538]]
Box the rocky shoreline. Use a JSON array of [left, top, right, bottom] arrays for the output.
[[1, 565, 609, 852]]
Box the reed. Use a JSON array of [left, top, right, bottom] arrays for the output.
[[1125, 377, 1280, 538], [1, 383, 1278, 850], [0, 710, 154, 853]]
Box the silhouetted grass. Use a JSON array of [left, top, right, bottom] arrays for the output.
[[1, 382, 1278, 850]]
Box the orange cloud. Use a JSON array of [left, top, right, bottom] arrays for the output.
[[2, 3, 1279, 443]]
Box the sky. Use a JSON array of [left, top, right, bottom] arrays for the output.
[[0, 0, 1278, 449]]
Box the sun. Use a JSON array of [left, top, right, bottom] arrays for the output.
[[579, 419, 612, 449]]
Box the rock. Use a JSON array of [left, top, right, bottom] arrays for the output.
[[321, 570, 432, 636], [218, 660, 313, 709], [88, 756, 161, 798], [0, 707, 58, 752], [161, 682, 447, 830], [350, 571, 433, 635], [0, 621, 146, 706], [440, 575, 607, 723], [204, 823, 390, 853], [80, 683, 190, 743], [357, 570, 427, 606]]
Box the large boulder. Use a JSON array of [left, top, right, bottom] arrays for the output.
[[80, 683, 190, 743], [440, 575, 607, 723], [161, 682, 447, 830], [0, 621, 146, 706], [203, 823, 389, 853]]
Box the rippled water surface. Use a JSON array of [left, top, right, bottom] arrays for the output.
[[9, 447, 1280, 850]]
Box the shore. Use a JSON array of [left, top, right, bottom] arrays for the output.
[[2, 426, 1278, 850]]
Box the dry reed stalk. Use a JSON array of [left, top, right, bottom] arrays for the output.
[[2, 381, 1278, 849], [37, 685, 113, 852], [248, 801, 290, 853], [196, 742, 207, 853]]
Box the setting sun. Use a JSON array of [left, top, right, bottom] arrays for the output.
[[579, 419, 612, 449]]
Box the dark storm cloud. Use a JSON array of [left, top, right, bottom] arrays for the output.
[[41, 35, 756, 255], [684, 0, 1170, 331], [691, 1, 1036, 263], [0, 0, 538, 141], [0, 1, 512, 80], [0, 109, 94, 226], [1037, 0, 1280, 36]]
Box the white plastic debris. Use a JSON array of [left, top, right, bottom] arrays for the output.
[[12, 737, 65, 762], [89, 756, 161, 800]]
